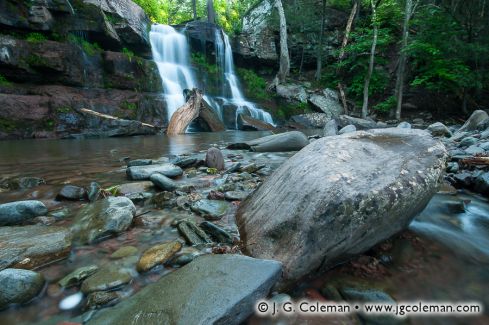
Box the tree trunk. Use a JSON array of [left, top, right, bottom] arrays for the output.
[[200, 101, 226, 132], [275, 0, 290, 84], [339, 0, 358, 61], [192, 0, 197, 20], [207, 0, 216, 24], [315, 0, 327, 81], [361, 0, 379, 119], [394, 0, 412, 120]]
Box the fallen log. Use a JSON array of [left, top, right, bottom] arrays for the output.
[[79, 108, 157, 129], [167, 88, 225, 134], [460, 156, 489, 167]]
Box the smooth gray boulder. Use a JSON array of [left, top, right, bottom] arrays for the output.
[[56, 185, 87, 201], [205, 148, 225, 170], [338, 124, 356, 134], [337, 115, 377, 130], [150, 174, 177, 191], [236, 128, 447, 284], [291, 113, 329, 128], [0, 269, 45, 308], [71, 197, 136, 244], [0, 225, 72, 271], [308, 89, 343, 119], [427, 122, 452, 137], [228, 131, 309, 152], [397, 121, 411, 129], [276, 83, 308, 103], [87, 254, 282, 325], [0, 200, 48, 226], [323, 119, 338, 137], [458, 110, 489, 132], [126, 164, 183, 180]]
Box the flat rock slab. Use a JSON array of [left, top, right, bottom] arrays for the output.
[[0, 225, 72, 271], [237, 128, 447, 284], [228, 131, 309, 152], [88, 254, 282, 325], [126, 164, 183, 180]]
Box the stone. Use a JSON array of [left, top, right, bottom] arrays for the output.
[[427, 122, 452, 137], [81, 267, 132, 294], [88, 182, 102, 202], [397, 121, 411, 129], [199, 221, 234, 244], [459, 136, 478, 147], [224, 191, 249, 201], [0, 269, 45, 308], [177, 220, 212, 245], [291, 113, 329, 128], [236, 128, 447, 284], [338, 124, 356, 134], [87, 291, 121, 308], [465, 145, 484, 156], [0, 177, 45, 191], [127, 159, 152, 167], [458, 110, 489, 132], [71, 197, 136, 244], [474, 172, 489, 195], [117, 181, 154, 196], [446, 162, 459, 173], [308, 90, 343, 119], [205, 148, 225, 170], [87, 255, 282, 325], [111, 246, 138, 259], [150, 173, 177, 191], [171, 156, 198, 168], [56, 185, 87, 201], [228, 131, 309, 152], [136, 241, 182, 272], [276, 83, 308, 103], [337, 115, 377, 130], [481, 130, 489, 139], [323, 119, 338, 137], [479, 141, 489, 151], [58, 265, 99, 288], [0, 225, 72, 271], [237, 114, 275, 131], [191, 199, 229, 220], [126, 164, 183, 180], [0, 200, 48, 226]]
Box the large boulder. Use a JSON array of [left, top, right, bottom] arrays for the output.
[[337, 115, 377, 130], [236, 128, 447, 284], [308, 89, 343, 119], [0, 200, 48, 226], [87, 254, 282, 325], [0, 269, 45, 308], [71, 197, 136, 244], [228, 131, 309, 152], [126, 163, 183, 180], [276, 83, 308, 103], [458, 110, 489, 132], [291, 113, 330, 129], [427, 122, 452, 137], [0, 225, 72, 271]]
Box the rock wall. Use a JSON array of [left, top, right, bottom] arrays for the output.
[[0, 0, 167, 139]]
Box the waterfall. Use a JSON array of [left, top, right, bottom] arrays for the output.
[[149, 25, 197, 121], [149, 24, 273, 128]]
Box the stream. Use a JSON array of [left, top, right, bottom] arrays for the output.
[[0, 131, 488, 324]]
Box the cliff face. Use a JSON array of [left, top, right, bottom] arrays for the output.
[[0, 0, 167, 140]]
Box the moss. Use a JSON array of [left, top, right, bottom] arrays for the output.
[[237, 68, 268, 100], [42, 119, 55, 131], [68, 34, 102, 56], [122, 47, 135, 62], [276, 101, 313, 119], [0, 74, 12, 87], [121, 101, 138, 111], [0, 117, 28, 132], [56, 106, 72, 114], [26, 32, 47, 43], [26, 54, 48, 67]]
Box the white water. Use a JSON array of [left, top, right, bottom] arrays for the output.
[[149, 24, 273, 128], [150, 25, 197, 121]]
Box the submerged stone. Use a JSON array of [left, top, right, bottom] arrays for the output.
[[191, 199, 229, 220], [58, 265, 99, 288], [136, 241, 182, 272], [0, 268, 45, 309]]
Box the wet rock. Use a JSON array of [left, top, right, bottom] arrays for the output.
[[480, 141, 489, 151], [136, 241, 182, 272], [56, 185, 87, 201], [171, 156, 198, 168], [458, 110, 489, 132], [0, 269, 45, 308], [427, 122, 452, 137], [149, 173, 177, 191], [191, 199, 229, 220], [88, 182, 102, 202], [207, 190, 225, 200], [236, 128, 447, 284], [71, 197, 136, 244], [291, 113, 330, 128], [199, 221, 234, 244], [465, 145, 484, 155], [151, 191, 177, 209], [237, 114, 275, 131], [474, 172, 489, 195], [338, 124, 356, 134], [87, 291, 121, 309], [126, 164, 183, 180], [177, 220, 212, 245], [397, 121, 411, 129], [127, 159, 152, 167], [446, 162, 459, 173], [58, 265, 99, 288], [224, 191, 249, 201], [240, 163, 264, 174], [111, 246, 138, 259], [117, 181, 154, 195], [228, 131, 309, 152], [81, 267, 132, 294], [205, 148, 225, 170], [453, 172, 474, 188], [323, 119, 338, 137], [459, 136, 478, 147], [337, 115, 377, 130], [87, 255, 282, 325], [0, 177, 45, 191], [0, 225, 72, 270], [0, 200, 48, 226]]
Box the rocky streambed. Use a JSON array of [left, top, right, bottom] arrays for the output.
[[0, 127, 488, 324]]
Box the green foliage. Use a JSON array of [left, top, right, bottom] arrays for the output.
[[122, 47, 135, 62], [121, 101, 138, 111], [68, 34, 102, 56], [276, 101, 312, 120], [26, 54, 48, 67], [373, 96, 396, 113], [191, 52, 218, 74], [236, 68, 268, 100], [26, 32, 47, 43], [56, 106, 72, 114], [0, 74, 11, 87], [0, 118, 21, 132]]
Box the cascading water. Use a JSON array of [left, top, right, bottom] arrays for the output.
[[150, 25, 198, 121], [149, 24, 273, 128]]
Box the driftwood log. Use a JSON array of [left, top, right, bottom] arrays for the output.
[[167, 89, 225, 135]]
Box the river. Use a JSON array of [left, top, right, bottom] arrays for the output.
[[0, 131, 488, 324]]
